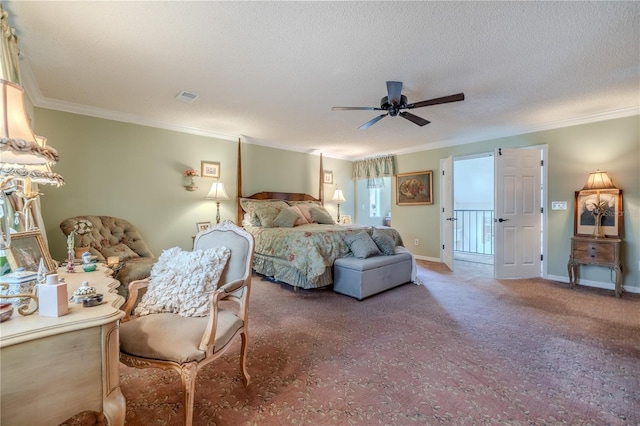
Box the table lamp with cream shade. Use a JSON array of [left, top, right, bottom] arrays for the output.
[[0, 8, 64, 249], [332, 187, 346, 222], [581, 169, 617, 239], [205, 180, 230, 224]]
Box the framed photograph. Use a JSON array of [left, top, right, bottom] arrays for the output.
[[396, 170, 433, 205], [201, 161, 221, 178], [574, 189, 623, 237], [196, 221, 212, 233], [339, 215, 352, 225], [324, 170, 334, 184], [6, 230, 57, 272]]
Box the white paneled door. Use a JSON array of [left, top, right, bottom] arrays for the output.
[[441, 156, 454, 271], [494, 148, 542, 279]]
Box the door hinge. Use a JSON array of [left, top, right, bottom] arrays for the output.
[[540, 254, 543, 261], [442, 207, 445, 213], [498, 148, 502, 155], [541, 207, 544, 213], [442, 170, 445, 176], [442, 244, 445, 250], [541, 159, 544, 166]]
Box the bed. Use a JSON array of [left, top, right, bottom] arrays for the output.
[[233, 142, 405, 289]]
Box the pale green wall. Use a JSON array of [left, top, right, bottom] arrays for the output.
[[33, 109, 639, 290], [33, 109, 353, 262]]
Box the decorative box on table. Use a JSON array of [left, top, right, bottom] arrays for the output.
[[0, 270, 38, 308]]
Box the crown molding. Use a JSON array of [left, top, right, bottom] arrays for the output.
[[22, 59, 638, 163], [375, 105, 640, 159]]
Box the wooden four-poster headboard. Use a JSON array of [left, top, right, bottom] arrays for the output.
[[235, 140, 325, 225]]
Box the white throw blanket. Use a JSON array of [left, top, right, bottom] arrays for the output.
[[394, 246, 423, 285]]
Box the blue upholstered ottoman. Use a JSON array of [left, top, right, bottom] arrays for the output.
[[333, 253, 413, 300]]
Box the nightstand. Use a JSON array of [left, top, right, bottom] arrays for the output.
[[567, 236, 623, 297]]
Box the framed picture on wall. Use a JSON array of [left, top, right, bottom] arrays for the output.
[[396, 170, 433, 205], [574, 189, 623, 237], [324, 170, 334, 184], [201, 161, 221, 178], [196, 221, 212, 233], [6, 230, 57, 272]]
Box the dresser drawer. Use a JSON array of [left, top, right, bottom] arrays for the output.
[[572, 241, 615, 263]]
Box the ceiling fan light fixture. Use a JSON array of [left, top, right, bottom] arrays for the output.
[[333, 81, 464, 129]]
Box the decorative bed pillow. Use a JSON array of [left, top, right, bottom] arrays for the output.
[[254, 205, 282, 228], [310, 206, 335, 224], [101, 243, 140, 260], [272, 207, 300, 228], [371, 229, 396, 255], [240, 198, 288, 226], [287, 200, 322, 208], [288, 205, 309, 226], [295, 204, 314, 223], [344, 231, 381, 259], [134, 246, 231, 318]]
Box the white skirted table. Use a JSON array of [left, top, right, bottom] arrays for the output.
[[0, 266, 126, 425]]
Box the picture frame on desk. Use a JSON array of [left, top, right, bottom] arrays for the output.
[[574, 189, 623, 238], [6, 230, 57, 272]]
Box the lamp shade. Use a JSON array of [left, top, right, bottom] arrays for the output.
[[0, 80, 59, 166], [582, 170, 616, 190], [205, 181, 230, 201], [0, 9, 59, 171], [332, 189, 346, 202]]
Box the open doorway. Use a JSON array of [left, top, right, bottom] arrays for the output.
[[453, 153, 495, 266], [443, 146, 547, 278]]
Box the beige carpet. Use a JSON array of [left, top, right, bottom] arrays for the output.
[[65, 260, 640, 425]]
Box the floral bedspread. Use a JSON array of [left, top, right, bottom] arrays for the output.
[[246, 224, 403, 289]]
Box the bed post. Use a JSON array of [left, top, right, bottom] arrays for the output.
[[236, 138, 243, 226], [319, 153, 324, 205]]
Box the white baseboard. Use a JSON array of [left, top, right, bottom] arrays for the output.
[[543, 274, 639, 294], [414, 254, 441, 262]]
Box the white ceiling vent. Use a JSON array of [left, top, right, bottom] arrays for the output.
[[175, 91, 199, 103]]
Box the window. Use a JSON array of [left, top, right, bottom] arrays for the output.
[[369, 187, 381, 217]]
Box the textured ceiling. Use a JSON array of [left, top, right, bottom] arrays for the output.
[[5, 1, 640, 160]]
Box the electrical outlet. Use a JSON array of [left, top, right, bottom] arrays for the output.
[[414, 239, 419, 246]]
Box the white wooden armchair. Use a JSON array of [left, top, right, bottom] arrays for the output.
[[118, 221, 254, 426]]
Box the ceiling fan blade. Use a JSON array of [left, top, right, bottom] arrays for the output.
[[332, 106, 382, 111], [407, 93, 465, 109], [386, 81, 403, 105], [399, 111, 430, 126], [358, 113, 388, 130]]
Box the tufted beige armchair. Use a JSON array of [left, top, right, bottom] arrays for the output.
[[59, 215, 155, 299]]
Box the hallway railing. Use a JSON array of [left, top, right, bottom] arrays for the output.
[[453, 209, 494, 255]]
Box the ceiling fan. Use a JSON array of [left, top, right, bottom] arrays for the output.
[[332, 81, 464, 129]]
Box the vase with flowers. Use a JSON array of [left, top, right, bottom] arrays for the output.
[[184, 168, 198, 191], [72, 219, 93, 258]]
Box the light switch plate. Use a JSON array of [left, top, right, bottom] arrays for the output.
[[551, 201, 567, 210]]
